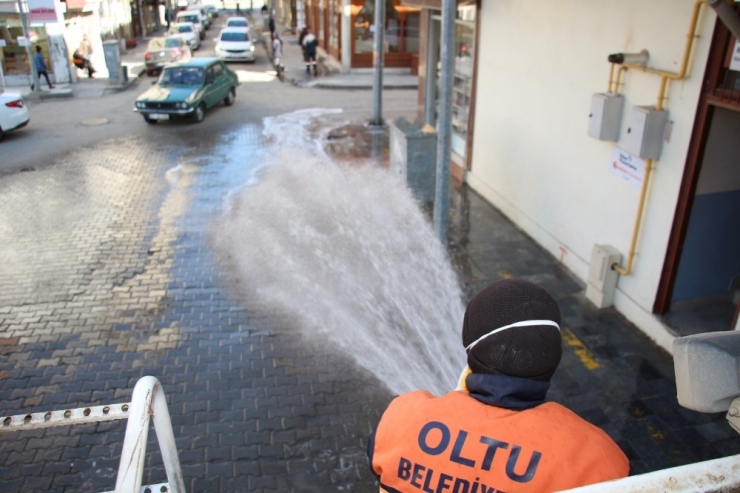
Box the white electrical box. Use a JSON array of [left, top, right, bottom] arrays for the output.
[[588, 93, 624, 141], [586, 244, 622, 309], [622, 106, 668, 159]]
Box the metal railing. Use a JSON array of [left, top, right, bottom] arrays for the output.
[[0, 376, 185, 493]]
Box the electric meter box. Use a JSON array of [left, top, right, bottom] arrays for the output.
[[586, 244, 622, 309], [623, 106, 668, 159], [588, 93, 624, 141]]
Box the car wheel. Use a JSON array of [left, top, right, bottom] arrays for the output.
[[0, 126, 4, 142], [193, 103, 206, 123], [224, 88, 235, 106], [143, 115, 157, 124]]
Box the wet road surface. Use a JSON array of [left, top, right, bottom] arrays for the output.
[[2, 15, 740, 492]]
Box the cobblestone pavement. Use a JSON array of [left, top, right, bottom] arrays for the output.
[[2, 54, 740, 492], [0, 80, 414, 491]]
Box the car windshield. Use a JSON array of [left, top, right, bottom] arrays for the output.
[[147, 38, 169, 50], [164, 38, 181, 48], [227, 19, 247, 26], [176, 25, 193, 33], [160, 67, 204, 85], [180, 14, 199, 23], [221, 32, 249, 42]]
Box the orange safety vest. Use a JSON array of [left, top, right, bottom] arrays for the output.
[[370, 391, 628, 493]]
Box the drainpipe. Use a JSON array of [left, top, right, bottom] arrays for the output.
[[707, 0, 740, 40]]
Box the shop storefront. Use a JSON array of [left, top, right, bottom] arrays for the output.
[[0, 9, 54, 84], [414, 0, 478, 173], [304, 0, 420, 70], [351, 0, 419, 68]]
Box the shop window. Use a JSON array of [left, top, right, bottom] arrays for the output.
[[1, 24, 33, 76], [451, 23, 474, 158], [353, 0, 420, 55]]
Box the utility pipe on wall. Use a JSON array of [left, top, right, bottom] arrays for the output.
[[609, 0, 707, 277]]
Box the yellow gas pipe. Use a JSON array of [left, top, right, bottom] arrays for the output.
[[609, 0, 706, 276]]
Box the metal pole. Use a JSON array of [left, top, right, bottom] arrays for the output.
[[370, 0, 385, 126], [424, 11, 438, 126], [17, 0, 39, 92], [433, 0, 454, 241]]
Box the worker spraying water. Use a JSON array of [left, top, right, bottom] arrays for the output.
[[214, 108, 466, 396]]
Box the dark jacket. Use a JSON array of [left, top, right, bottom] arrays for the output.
[[34, 52, 48, 73]]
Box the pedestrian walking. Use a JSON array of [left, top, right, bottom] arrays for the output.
[[298, 25, 308, 59], [301, 27, 317, 76], [32, 45, 54, 90], [268, 15, 276, 36], [271, 32, 283, 79], [367, 279, 629, 493]]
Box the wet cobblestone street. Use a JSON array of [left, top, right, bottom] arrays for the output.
[[1, 77, 739, 493]]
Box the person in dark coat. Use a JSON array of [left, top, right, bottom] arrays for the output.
[[33, 45, 54, 89]]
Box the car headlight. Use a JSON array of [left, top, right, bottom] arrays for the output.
[[136, 101, 145, 108], [249, 45, 255, 52], [176, 102, 188, 109]]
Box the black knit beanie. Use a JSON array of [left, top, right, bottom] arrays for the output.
[[462, 279, 562, 381]]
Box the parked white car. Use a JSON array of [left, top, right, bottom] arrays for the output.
[[169, 22, 200, 50], [0, 91, 29, 142], [176, 10, 205, 40], [215, 27, 255, 63], [225, 16, 249, 28]]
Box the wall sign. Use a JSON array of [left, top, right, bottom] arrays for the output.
[[610, 147, 645, 188], [27, 0, 57, 22], [731, 40, 740, 72]]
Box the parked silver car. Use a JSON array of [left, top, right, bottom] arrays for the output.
[[144, 36, 192, 76]]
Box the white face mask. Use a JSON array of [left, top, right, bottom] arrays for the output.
[[465, 319, 561, 352]]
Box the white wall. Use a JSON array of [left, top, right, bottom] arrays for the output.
[[469, 0, 717, 351]]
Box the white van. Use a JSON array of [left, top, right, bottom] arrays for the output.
[[176, 10, 205, 40]]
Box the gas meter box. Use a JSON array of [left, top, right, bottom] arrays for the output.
[[588, 93, 624, 141], [623, 106, 668, 159]]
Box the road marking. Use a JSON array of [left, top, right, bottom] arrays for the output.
[[561, 327, 601, 370]]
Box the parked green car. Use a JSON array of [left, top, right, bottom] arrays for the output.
[[134, 58, 239, 124]]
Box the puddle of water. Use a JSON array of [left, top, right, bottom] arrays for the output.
[[214, 108, 466, 396]]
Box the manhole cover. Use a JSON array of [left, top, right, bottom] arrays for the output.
[[81, 118, 109, 126]]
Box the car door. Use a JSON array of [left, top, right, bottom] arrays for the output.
[[203, 65, 220, 108], [211, 62, 229, 101]]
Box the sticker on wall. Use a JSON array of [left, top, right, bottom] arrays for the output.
[[731, 40, 740, 72], [610, 147, 645, 188]]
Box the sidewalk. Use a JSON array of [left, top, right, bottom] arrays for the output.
[[10, 32, 155, 101], [254, 13, 418, 90]]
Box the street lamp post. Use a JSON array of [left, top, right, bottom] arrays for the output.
[[370, 0, 385, 127], [433, 0, 455, 241]]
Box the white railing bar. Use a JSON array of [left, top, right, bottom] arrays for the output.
[[114, 376, 185, 493], [101, 482, 171, 493], [0, 403, 130, 432], [559, 453, 740, 492]]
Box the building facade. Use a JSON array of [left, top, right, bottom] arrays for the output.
[[0, 0, 134, 86], [463, 0, 740, 351], [277, 0, 421, 71]]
